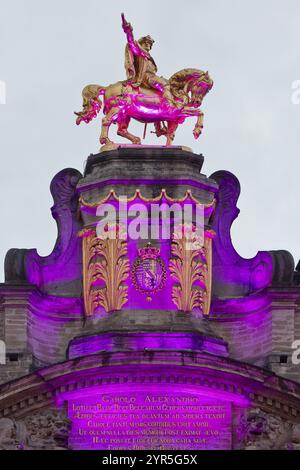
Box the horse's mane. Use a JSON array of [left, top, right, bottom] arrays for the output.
[[169, 68, 212, 102]]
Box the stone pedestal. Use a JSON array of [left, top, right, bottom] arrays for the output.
[[77, 148, 218, 341]]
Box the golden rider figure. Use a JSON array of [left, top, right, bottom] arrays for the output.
[[121, 13, 174, 106]]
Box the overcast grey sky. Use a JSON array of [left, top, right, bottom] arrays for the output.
[[0, 0, 300, 282]]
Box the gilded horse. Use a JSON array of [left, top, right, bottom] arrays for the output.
[[75, 68, 213, 147]]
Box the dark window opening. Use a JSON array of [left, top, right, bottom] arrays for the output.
[[7, 353, 19, 362], [279, 355, 288, 364]]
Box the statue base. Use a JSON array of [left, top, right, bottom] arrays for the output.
[[100, 142, 193, 153]]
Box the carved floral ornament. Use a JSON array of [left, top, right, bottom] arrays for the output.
[[79, 190, 215, 316], [80, 224, 129, 316], [170, 224, 214, 316]]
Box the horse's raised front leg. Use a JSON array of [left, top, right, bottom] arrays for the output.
[[193, 110, 204, 139], [100, 107, 120, 145], [117, 116, 141, 144], [166, 121, 179, 146]]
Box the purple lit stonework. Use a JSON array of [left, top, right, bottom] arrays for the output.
[[0, 147, 300, 450]]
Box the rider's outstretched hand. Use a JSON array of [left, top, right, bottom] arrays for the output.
[[121, 13, 133, 34]]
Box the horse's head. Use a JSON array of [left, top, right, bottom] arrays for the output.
[[190, 71, 213, 108]]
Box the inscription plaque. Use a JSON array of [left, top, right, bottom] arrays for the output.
[[67, 389, 232, 450]]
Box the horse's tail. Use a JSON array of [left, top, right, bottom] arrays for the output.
[[74, 84, 105, 125]]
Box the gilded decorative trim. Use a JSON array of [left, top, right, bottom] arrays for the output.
[[79, 188, 215, 208], [202, 235, 213, 316]]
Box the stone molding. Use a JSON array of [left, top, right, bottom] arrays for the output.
[[0, 351, 300, 422]]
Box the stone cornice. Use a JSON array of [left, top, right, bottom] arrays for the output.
[[0, 351, 300, 422], [210, 290, 271, 321], [267, 286, 300, 303]]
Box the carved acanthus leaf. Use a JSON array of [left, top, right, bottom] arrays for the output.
[[169, 224, 213, 315], [81, 224, 129, 315]]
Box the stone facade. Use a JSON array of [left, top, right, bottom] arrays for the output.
[[0, 147, 300, 450], [0, 352, 300, 450], [1, 149, 299, 385]]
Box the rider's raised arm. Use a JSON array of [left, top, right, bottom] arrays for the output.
[[121, 13, 146, 57]]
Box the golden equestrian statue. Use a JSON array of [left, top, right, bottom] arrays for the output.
[[75, 13, 213, 149]]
